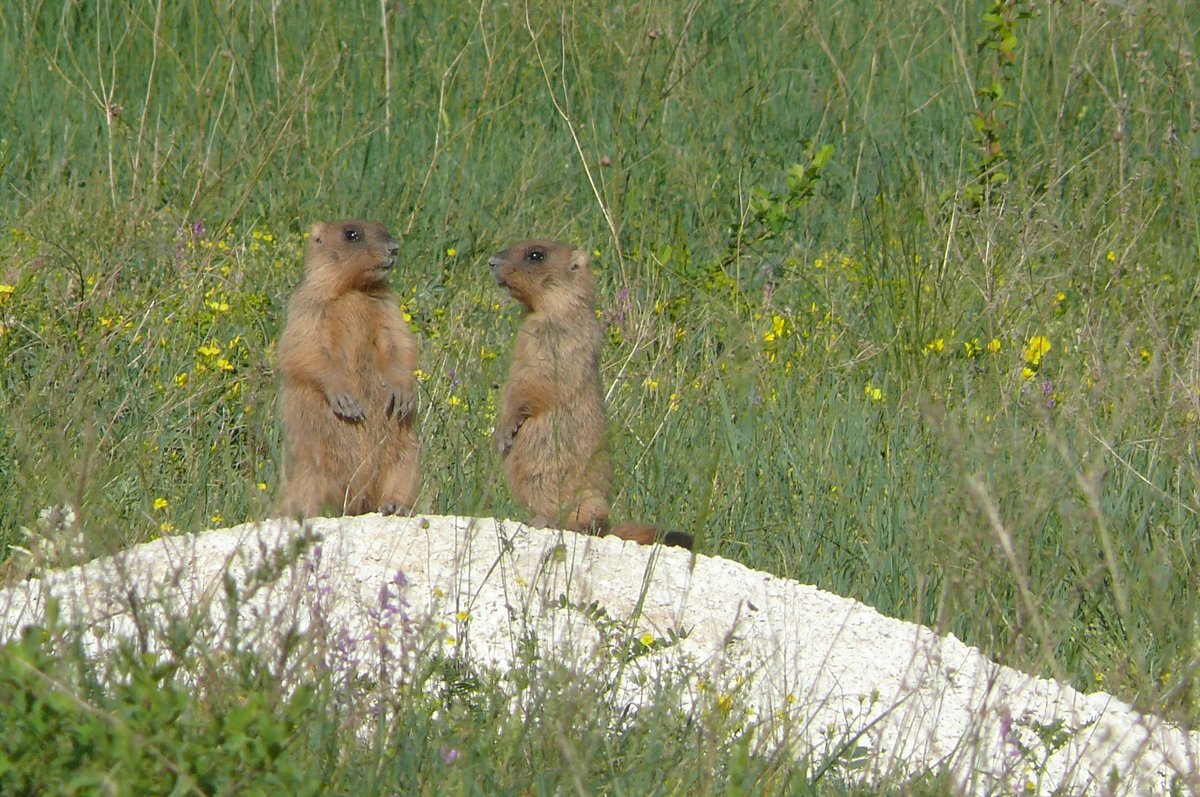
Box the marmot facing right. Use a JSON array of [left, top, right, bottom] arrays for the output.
[[276, 220, 420, 518], [490, 239, 691, 549]]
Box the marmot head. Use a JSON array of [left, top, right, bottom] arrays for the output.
[[488, 239, 595, 315], [307, 220, 400, 291]]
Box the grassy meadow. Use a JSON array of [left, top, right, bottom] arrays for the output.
[[1, 0, 1199, 792]]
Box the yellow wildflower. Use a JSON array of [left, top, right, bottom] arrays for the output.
[[1021, 366, 1036, 379], [256, 482, 268, 491], [763, 315, 787, 343], [964, 338, 981, 358], [1106, 250, 1116, 262], [197, 342, 221, 358], [864, 384, 883, 402], [445, 247, 457, 257], [986, 338, 1002, 354], [639, 632, 655, 647], [153, 497, 169, 511], [924, 338, 945, 354], [1023, 335, 1051, 366], [642, 377, 659, 393]]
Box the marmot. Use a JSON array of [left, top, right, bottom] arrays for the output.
[[276, 219, 419, 518], [490, 239, 691, 549]]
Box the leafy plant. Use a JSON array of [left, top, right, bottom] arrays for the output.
[[961, 0, 1036, 207]]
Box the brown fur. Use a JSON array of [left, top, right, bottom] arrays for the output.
[[490, 239, 691, 549], [276, 220, 419, 518]]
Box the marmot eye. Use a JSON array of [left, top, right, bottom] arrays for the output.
[[343, 227, 362, 242], [526, 248, 545, 262]]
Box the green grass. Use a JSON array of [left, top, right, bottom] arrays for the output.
[[1, 0, 1199, 791]]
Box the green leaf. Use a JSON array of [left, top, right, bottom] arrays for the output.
[[812, 143, 835, 169]]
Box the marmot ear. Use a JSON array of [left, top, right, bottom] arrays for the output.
[[309, 222, 325, 245], [570, 249, 590, 271]]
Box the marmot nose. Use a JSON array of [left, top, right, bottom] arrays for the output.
[[386, 242, 400, 257], [487, 255, 503, 268]]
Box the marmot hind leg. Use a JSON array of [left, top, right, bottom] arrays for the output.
[[373, 443, 419, 516], [277, 467, 339, 519]]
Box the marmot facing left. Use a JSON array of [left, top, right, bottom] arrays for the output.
[[490, 239, 691, 549], [276, 220, 419, 518]]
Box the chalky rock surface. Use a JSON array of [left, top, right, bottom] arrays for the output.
[[1, 515, 1195, 795]]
